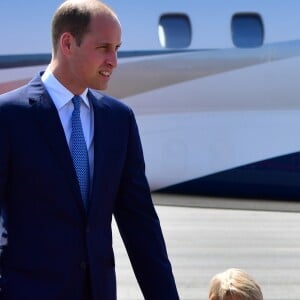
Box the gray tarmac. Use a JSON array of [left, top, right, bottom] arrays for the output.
[[112, 193, 300, 300]]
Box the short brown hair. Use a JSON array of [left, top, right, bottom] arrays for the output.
[[51, 0, 117, 54]]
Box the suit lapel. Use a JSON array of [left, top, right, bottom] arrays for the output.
[[88, 91, 111, 214], [27, 74, 85, 213]]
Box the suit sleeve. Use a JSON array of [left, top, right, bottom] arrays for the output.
[[114, 109, 179, 300], [0, 107, 9, 287]]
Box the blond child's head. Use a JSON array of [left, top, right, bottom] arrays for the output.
[[208, 268, 263, 300]]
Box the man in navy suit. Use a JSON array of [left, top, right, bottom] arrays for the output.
[[0, 1, 179, 299]]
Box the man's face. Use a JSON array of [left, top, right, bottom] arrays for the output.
[[69, 13, 121, 92]]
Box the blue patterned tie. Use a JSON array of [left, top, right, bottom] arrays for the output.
[[71, 95, 90, 209]]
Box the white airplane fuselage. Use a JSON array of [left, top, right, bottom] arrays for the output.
[[1, 0, 300, 199]]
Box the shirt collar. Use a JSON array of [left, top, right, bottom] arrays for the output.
[[41, 68, 90, 110]]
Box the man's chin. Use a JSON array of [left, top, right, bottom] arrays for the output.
[[90, 83, 108, 91]]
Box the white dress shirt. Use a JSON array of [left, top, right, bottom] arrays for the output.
[[41, 69, 94, 181]]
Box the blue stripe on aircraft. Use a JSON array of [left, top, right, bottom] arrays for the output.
[[1, 39, 300, 69], [158, 152, 300, 200], [0, 50, 196, 69]]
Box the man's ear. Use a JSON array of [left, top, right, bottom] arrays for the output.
[[60, 32, 73, 55]]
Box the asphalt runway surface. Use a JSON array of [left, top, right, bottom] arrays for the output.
[[112, 193, 300, 300]]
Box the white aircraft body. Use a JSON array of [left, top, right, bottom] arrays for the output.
[[1, 0, 300, 199]]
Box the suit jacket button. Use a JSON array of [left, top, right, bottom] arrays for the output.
[[80, 261, 87, 270]]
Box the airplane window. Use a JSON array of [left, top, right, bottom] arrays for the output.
[[158, 14, 191, 48], [231, 13, 264, 48]]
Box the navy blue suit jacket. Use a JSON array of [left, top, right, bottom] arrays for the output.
[[0, 74, 179, 300]]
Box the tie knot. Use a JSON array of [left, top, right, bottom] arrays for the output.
[[72, 95, 82, 111]]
